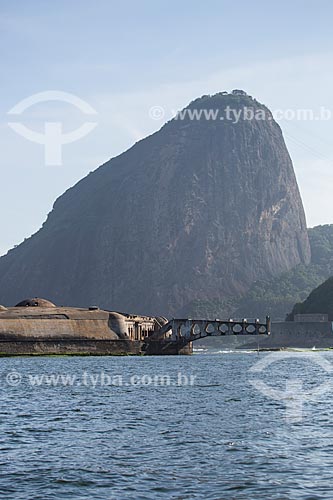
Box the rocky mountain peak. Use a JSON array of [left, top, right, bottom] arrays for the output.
[[0, 92, 311, 315]]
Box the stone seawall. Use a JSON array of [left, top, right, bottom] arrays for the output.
[[0, 338, 193, 356], [0, 339, 143, 356], [198, 322, 333, 350], [144, 340, 193, 355], [242, 322, 333, 349]]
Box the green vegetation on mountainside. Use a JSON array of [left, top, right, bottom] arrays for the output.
[[188, 225, 333, 320], [289, 276, 333, 321]]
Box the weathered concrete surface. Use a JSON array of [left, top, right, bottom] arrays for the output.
[[0, 308, 118, 340], [0, 300, 210, 355], [0, 302, 167, 355]]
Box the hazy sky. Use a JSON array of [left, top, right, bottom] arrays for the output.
[[1, 0, 333, 256]]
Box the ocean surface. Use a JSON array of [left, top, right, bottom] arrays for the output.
[[1, 350, 333, 499]]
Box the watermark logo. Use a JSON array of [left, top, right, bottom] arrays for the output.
[[149, 105, 165, 121], [148, 105, 332, 124], [3, 370, 197, 388], [249, 352, 333, 423], [7, 91, 98, 166], [6, 371, 22, 387]]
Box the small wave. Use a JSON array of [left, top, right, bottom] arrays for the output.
[[207, 349, 256, 354]]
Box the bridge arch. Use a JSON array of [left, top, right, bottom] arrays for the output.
[[158, 317, 270, 343]]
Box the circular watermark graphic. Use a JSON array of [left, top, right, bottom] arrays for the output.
[[148, 105, 165, 121], [6, 371, 22, 387], [7, 90, 98, 166], [249, 352, 333, 423]]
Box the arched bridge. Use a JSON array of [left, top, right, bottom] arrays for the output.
[[157, 317, 271, 343]]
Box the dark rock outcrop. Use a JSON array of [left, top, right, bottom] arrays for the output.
[[288, 276, 333, 320], [0, 92, 311, 315]]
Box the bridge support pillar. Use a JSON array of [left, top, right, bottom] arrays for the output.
[[143, 340, 193, 355]]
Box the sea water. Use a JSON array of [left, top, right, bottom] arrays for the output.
[[1, 352, 333, 499]]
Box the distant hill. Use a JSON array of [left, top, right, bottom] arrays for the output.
[[188, 224, 333, 320], [288, 276, 333, 321], [0, 91, 310, 316]]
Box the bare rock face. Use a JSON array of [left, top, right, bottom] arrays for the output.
[[0, 92, 310, 315]]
